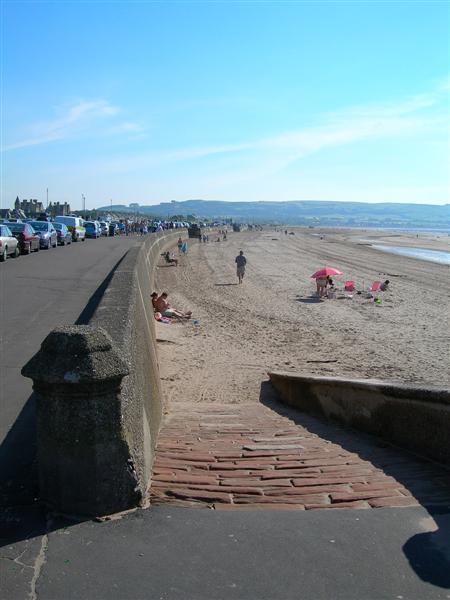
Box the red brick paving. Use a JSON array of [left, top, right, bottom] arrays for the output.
[[149, 403, 450, 510]]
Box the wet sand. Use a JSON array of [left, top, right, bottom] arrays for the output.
[[154, 228, 450, 409]]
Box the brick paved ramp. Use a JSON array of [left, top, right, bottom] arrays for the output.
[[150, 403, 450, 510]]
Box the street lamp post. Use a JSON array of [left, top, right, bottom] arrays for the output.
[[82, 194, 86, 219]]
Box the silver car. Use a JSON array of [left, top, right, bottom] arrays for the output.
[[0, 224, 20, 261], [28, 221, 58, 249]]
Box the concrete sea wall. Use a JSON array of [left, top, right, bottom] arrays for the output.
[[269, 371, 450, 465], [23, 231, 182, 516]]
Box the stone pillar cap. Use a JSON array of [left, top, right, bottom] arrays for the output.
[[22, 325, 129, 384]]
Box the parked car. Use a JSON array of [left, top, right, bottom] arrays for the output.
[[108, 223, 119, 236], [98, 221, 109, 236], [84, 221, 101, 239], [188, 224, 202, 239], [0, 224, 20, 261], [54, 216, 86, 242], [6, 222, 40, 254], [53, 222, 72, 246], [29, 221, 58, 249], [36, 213, 52, 222]]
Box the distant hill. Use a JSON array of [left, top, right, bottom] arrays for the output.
[[98, 200, 449, 229]]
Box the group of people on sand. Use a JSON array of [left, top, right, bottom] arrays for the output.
[[316, 276, 390, 299], [151, 291, 192, 321]]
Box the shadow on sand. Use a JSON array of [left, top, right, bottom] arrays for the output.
[[214, 283, 238, 287], [258, 380, 450, 590], [295, 295, 324, 304]]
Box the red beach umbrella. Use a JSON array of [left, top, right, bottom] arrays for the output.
[[311, 267, 343, 279]]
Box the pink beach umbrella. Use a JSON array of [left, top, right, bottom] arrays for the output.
[[311, 267, 343, 279]]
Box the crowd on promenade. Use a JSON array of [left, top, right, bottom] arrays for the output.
[[125, 220, 189, 235]]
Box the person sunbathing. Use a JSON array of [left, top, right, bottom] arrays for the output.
[[151, 292, 159, 311], [161, 251, 178, 266], [155, 292, 192, 319]]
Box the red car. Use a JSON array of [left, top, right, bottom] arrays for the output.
[[7, 222, 40, 254]]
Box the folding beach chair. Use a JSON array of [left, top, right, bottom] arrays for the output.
[[344, 280, 355, 292], [369, 281, 381, 292]]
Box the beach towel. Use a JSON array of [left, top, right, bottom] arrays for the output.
[[154, 312, 171, 324]]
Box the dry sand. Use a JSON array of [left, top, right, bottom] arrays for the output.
[[154, 228, 450, 409]]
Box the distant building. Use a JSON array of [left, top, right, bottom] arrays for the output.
[[14, 196, 44, 217], [47, 201, 71, 217]]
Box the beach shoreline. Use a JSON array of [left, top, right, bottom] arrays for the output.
[[154, 227, 450, 410]]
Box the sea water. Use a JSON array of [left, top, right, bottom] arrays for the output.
[[371, 245, 450, 265]]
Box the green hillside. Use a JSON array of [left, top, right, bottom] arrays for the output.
[[99, 200, 449, 229]]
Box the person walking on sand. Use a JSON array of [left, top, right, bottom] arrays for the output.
[[235, 250, 247, 284], [177, 237, 183, 254]]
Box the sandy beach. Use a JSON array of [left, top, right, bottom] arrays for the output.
[[154, 228, 450, 410]]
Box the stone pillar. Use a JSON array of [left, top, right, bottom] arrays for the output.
[[22, 325, 141, 517]]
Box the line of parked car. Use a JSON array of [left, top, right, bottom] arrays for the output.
[[0, 215, 124, 262]]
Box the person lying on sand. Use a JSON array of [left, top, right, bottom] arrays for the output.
[[161, 251, 178, 266], [380, 280, 390, 291], [155, 292, 192, 319]]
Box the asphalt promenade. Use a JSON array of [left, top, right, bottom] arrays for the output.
[[1, 233, 450, 599], [0, 234, 140, 507]]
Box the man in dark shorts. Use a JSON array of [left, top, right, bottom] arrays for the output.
[[235, 250, 247, 284]]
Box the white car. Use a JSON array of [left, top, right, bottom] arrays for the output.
[[0, 224, 20, 261], [54, 216, 86, 241], [98, 221, 109, 236]]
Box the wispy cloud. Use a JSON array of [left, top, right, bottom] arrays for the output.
[[90, 83, 445, 180], [4, 99, 141, 150]]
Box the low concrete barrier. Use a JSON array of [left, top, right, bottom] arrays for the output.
[[268, 372, 450, 465], [22, 231, 182, 516]]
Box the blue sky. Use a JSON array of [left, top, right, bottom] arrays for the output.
[[2, 1, 449, 210]]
